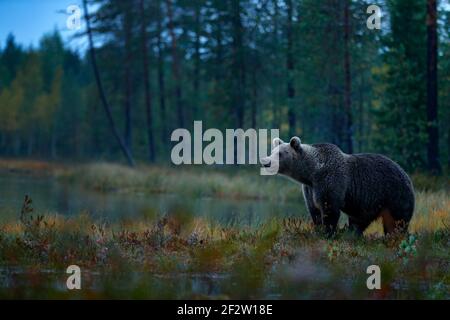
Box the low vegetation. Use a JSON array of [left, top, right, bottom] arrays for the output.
[[62, 162, 449, 201], [0, 160, 448, 299], [0, 196, 448, 299]]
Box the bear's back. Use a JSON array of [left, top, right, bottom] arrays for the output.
[[344, 152, 415, 215], [310, 144, 414, 210]]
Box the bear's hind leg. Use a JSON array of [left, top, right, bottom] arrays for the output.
[[381, 210, 395, 234], [381, 209, 409, 235]]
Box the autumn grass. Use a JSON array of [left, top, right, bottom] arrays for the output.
[[0, 193, 449, 299], [59, 162, 301, 202], [0, 185, 450, 299], [0, 160, 448, 299], [58, 162, 449, 201], [0, 158, 64, 176], [365, 190, 450, 234], [0, 159, 447, 200], [60, 162, 449, 235]]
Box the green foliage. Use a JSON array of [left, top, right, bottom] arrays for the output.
[[0, 0, 449, 172], [373, 0, 428, 171], [397, 234, 418, 264]]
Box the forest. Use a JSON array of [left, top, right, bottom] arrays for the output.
[[0, 0, 448, 173], [0, 0, 449, 300]]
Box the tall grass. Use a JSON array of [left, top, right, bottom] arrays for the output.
[[61, 163, 302, 202], [61, 162, 449, 200], [0, 202, 448, 299], [365, 190, 450, 234], [0, 160, 448, 298]]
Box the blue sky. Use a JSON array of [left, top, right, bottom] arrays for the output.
[[1, 0, 448, 53], [0, 0, 87, 52]]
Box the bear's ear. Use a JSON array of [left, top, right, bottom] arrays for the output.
[[290, 136, 302, 152], [272, 138, 284, 148]]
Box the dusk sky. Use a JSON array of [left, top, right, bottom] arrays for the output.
[[0, 0, 87, 52]]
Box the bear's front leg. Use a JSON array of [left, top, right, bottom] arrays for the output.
[[315, 191, 342, 237], [302, 185, 322, 225], [321, 204, 340, 237]]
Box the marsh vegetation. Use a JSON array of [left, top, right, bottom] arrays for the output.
[[0, 160, 448, 299]]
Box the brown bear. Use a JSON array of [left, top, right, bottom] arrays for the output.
[[261, 137, 415, 236]]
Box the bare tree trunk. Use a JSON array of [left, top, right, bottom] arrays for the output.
[[215, 11, 223, 82], [251, 70, 257, 128], [272, 0, 280, 129], [166, 0, 184, 129], [358, 73, 364, 152], [286, 0, 296, 137], [27, 133, 33, 156], [231, 0, 245, 129], [343, 0, 353, 153], [83, 0, 135, 167], [140, 0, 155, 162], [193, 0, 201, 119], [156, 0, 167, 145], [124, 3, 133, 151], [426, 0, 441, 174], [51, 123, 57, 159]]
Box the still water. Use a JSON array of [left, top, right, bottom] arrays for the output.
[[0, 173, 309, 298], [0, 173, 306, 224]]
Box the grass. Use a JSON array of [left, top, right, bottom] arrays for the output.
[[0, 159, 448, 299], [1, 159, 448, 200], [63, 162, 449, 199], [366, 190, 449, 234], [0, 199, 448, 299], [59, 162, 302, 202]]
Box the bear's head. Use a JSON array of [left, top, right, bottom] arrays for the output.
[[261, 136, 315, 184], [260, 136, 302, 175]]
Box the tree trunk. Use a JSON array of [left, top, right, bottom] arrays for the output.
[[193, 0, 201, 119], [140, 0, 155, 162], [343, 0, 353, 153], [166, 0, 184, 129], [51, 122, 57, 159], [124, 3, 133, 151], [358, 72, 364, 152], [272, 0, 280, 129], [156, 0, 167, 145], [251, 70, 257, 128], [231, 0, 245, 129], [27, 133, 33, 156], [286, 0, 296, 137], [215, 11, 223, 82], [82, 0, 135, 167], [426, 0, 441, 174]]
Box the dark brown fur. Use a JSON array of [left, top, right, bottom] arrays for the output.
[[262, 138, 415, 236]]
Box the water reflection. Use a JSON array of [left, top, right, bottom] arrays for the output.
[[0, 173, 305, 224]]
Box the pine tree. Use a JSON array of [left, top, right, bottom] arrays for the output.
[[374, 0, 427, 171]]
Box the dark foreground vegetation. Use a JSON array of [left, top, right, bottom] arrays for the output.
[[0, 160, 448, 299], [0, 0, 448, 300], [0, 198, 448, 299]]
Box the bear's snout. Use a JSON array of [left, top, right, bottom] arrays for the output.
[[260, 157, 271, 168]]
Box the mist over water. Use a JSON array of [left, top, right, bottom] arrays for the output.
[[0, 174, 305, 224]]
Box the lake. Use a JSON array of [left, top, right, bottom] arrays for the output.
[[0, 173, 306, 225], [0, 172, 308, 298]]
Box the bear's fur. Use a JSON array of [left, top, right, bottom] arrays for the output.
[[261, 137, 415, 236]]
